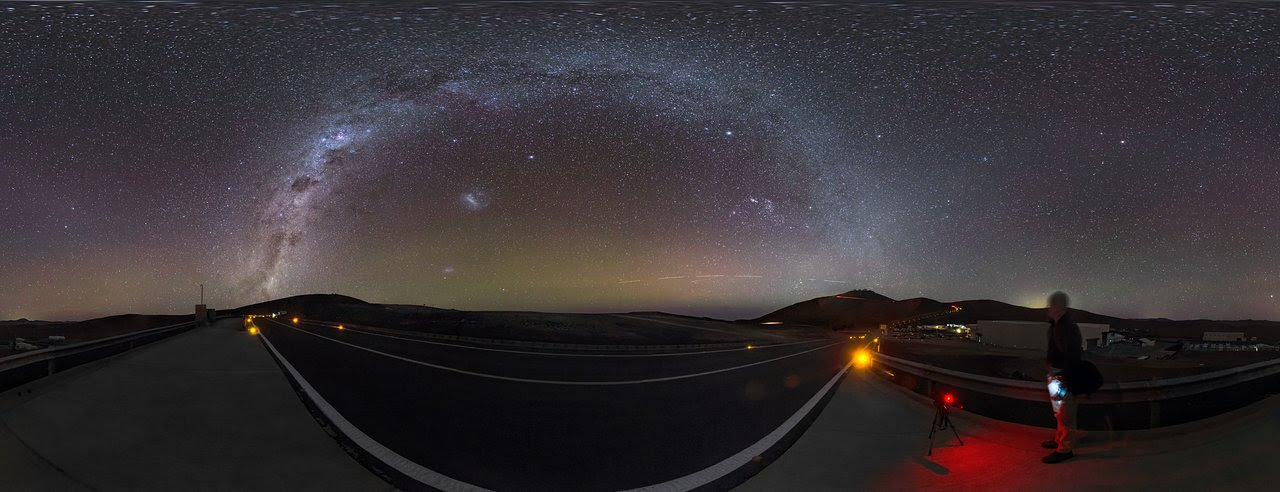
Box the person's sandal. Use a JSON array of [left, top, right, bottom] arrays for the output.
[[1042, 451, 1074, 464]]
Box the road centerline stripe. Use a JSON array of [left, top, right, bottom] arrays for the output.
[[264, 318, 846, 386], [302, 321, 826, 357]]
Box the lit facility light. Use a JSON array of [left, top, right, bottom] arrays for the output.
[[853, 348, 873, 369]]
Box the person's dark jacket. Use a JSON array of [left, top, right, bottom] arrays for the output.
[[1046, 311, 1083, 371]]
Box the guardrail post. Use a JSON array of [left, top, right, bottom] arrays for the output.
[[1149, 401, 1161, 428], [47, 359, 55, 376]]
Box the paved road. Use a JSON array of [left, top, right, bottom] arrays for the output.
[[0, 319, 391, 491], [256, 318, 852, 491]]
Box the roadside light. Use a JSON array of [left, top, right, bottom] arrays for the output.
[[338, 325, 345, 331], [853, 348, 872, 369], [248, 326, 259, 335], [747, 345, 754, 350], [292, 317, 299, 324]]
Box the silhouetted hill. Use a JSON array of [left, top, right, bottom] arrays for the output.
[[0, 313, 192, 353], [1112, 318, 1280, 342], [227, 294, 376, 316], [749, 290, 1119, 330]]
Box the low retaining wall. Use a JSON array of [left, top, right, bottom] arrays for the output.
[[0, 320, 196, 393]]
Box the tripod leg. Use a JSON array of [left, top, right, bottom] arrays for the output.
[[949, 416, 963, 446], [927, 408, 939, 456]]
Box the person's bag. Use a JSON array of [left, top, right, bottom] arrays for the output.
[[1065, 360, 1104, 395]]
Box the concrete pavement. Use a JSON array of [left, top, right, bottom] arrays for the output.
[[735, 368, 1277, 491], [0, 319, 390, 491]]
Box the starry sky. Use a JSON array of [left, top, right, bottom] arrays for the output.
[[1, 2, 1278, 322]]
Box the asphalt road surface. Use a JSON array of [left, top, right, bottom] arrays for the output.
[[256, 317, 852, 491]]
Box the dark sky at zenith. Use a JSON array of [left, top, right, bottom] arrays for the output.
[[1, 2, 1277, 321]]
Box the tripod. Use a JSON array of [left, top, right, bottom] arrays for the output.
[[927, 400, 963, 456]]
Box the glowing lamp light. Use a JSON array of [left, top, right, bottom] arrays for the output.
[[943, 393, 955, 405], [747, 345, 755, 350], [853, 348, 873, 369], [292, 317, 299, 324], [248, 326, 259, 335], [338, 325, 345, 331]]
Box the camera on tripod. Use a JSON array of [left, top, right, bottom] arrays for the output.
[[928, 390, 963, 456]]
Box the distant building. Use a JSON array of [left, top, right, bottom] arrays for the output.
[[974, 320, 1108, 350], [1100, 331, 1126, 347], [1203, 331, 1246, 342]]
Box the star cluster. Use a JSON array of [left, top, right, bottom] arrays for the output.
[[1, 2, 1277, 321]]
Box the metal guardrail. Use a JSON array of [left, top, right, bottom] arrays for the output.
[[874, 352, 1280, 404], [0, 320, 196, 391], [873, 351, 1280, 429]]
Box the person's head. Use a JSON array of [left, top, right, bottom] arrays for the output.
[[1047, 291, 1069, 321]]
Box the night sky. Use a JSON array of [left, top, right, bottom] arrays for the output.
[[2, 2, 1277, 321]]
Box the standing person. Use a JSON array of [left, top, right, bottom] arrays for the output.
[[1042, 291, 1082, 464]]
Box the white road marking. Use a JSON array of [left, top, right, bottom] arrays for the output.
[[622, 361, 853, 492], [257, 329, 493, 492], [264, 318, 844, 386], [611, 314, 777, 338], [302, 321, 825, 358]]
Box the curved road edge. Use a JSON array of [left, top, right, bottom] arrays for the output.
[[256, 319, 854, 491]]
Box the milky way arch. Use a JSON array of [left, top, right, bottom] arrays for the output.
[[238, 47, 884, 300]]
